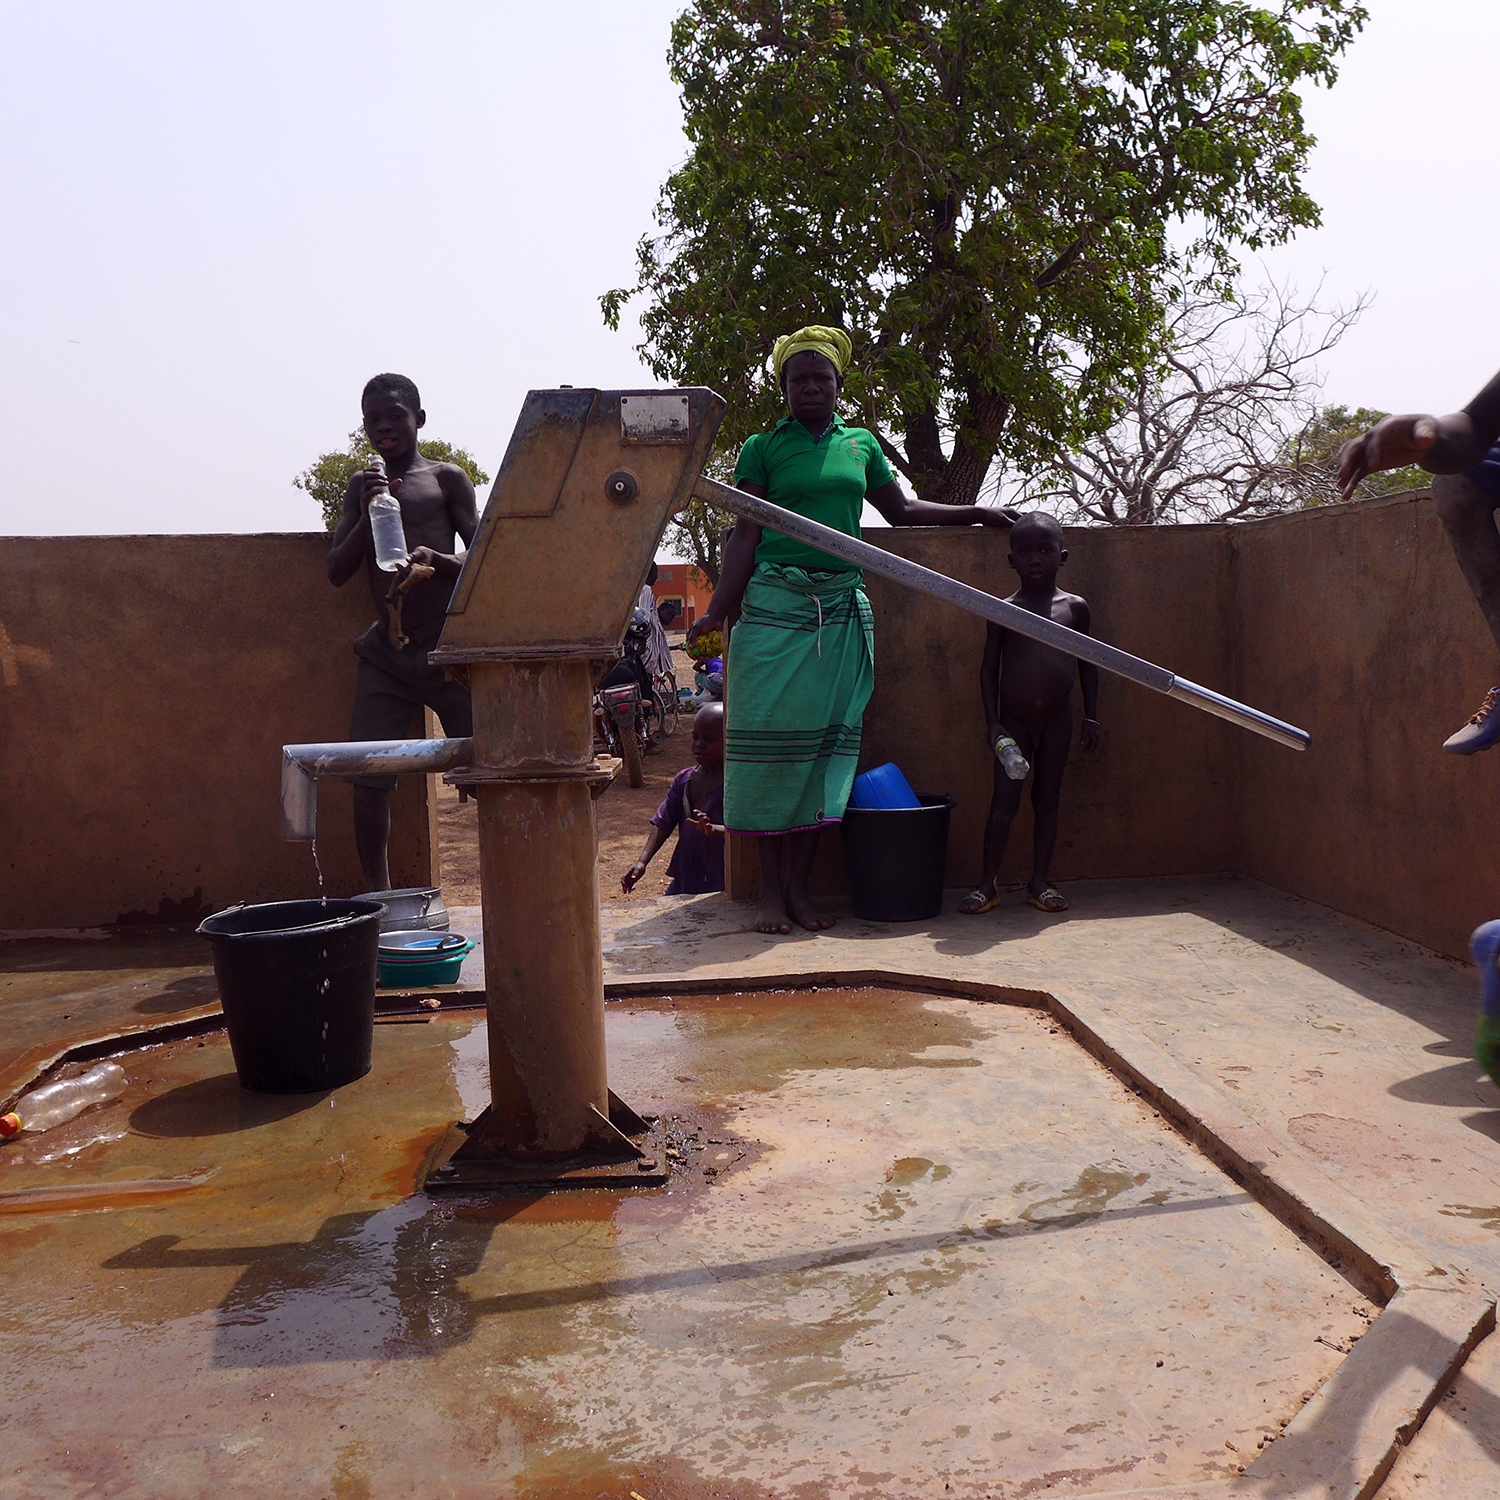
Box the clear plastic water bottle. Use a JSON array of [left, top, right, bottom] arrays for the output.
[[0, 1062, 126, 1138], [994, 735, 1030, 781], [366, 454, 409, 572]]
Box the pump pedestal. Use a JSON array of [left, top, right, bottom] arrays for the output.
[[420, 387, 724, 1188]]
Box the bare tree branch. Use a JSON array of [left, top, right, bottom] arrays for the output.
[[1016, 274, 1371, 525]]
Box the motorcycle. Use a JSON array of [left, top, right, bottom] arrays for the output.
[[594, 682, 649, 788], [592, 609, 656, 788]]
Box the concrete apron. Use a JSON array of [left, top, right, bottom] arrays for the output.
[[3, 875, 1499, 1497], [0, 1013, 1477, 1497]]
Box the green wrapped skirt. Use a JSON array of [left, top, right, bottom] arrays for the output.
[[723, 563, 875, 835]]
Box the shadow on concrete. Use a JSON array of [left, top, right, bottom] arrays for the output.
[[1461, 1111, 1500, 1145], [1244, 1304, 1500, 1499], [1387, 1060, 1498, 1109], [130, 1072, 331, 1137], [132, 974, 220, 1016], [0, 928, 208, 974], [102, 1190, 1248, 1369]]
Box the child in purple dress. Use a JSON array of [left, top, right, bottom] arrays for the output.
[[621, 704, 726, 895]]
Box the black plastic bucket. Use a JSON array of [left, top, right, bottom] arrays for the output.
[[841, 795, 956, 922], [197, 899, 383, 1093]]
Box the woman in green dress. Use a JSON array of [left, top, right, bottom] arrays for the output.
[[686, 325, 1015, 934]]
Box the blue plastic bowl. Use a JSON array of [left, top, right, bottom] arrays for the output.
[[849, 762, 921, 810], [376, 935, 473, 989]]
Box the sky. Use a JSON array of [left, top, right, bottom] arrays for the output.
[[2, 0, 1498, 542]]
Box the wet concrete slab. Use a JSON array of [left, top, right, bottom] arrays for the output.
[[8, 877, 1500, 1493], [598, 879, 1500, 1295], [1, 988, 1375, 1498], [0, 927, 219, 1104]]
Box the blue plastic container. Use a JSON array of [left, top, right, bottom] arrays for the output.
[[849, 762, 921, 811]]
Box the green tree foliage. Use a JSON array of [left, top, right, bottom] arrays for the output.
[[603, 0, 1366, 505], [294, 431, 491, 531], [663, 453, 737, 584], [1287, 405, 1430, 500]]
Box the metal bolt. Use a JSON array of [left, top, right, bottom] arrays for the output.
[[604, 469, 639, 505]]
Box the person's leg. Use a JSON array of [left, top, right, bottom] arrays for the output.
[[352, 786, 392, 892], [1435, 473, 1500, 653], [754, 835, 792, 934], [783, 827, 834, 931], [347, 639, 420, 890], [960, 758, 1025, 913], [1434, 473, 1500, 751], [1026, 708, 1073, 908]]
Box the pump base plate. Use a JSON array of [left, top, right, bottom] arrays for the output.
[[422, 1099, 669, 1192]]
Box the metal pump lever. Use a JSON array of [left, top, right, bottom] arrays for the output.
[[692, 476, 1310, 753]]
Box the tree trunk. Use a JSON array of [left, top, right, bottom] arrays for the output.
[[934, 393, 1012, 506], [902, 403, 948, 500]]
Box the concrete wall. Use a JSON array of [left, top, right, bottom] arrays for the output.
[[858, 524, 1240, 891], [10, 496, 1497, 960], [784, 492, 1496, 962], [2, 536, 434, 930], [1232, 495, 1500, 961]]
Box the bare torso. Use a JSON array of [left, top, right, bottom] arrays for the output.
[[329, 456, 478, 641], [993, 588, 1090, 729]]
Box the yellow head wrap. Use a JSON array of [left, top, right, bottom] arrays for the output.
[[772, 325, 853, 381]]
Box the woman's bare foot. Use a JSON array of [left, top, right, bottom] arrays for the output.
[[754, 898, 793, 935], [785, 891, 836, 931]]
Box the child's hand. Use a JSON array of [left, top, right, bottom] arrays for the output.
[[358, 466, 401, 512], [689, 809, 724, 838], [621, 860, 648, 893], [1081, 718, 1100, 751]]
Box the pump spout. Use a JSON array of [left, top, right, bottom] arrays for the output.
[[280, 737, 474, 841]]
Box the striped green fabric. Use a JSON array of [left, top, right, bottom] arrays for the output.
[[723, 562, 874, 835]]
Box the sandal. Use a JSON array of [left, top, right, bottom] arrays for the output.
[[959, 885, 1004, 915], [1026, 886, 1069, 913]]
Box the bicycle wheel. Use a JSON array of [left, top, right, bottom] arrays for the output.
[[656, 673, 680, 736]]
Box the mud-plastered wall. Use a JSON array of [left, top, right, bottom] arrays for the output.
[[2, 536, 434, 929], [1232, 493, 1500, 961], [858, 523, 1240, 895]]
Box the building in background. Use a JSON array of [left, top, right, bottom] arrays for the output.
[[651, 563, 713, 628]]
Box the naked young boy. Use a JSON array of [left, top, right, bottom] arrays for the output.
[[326, 373, 479, 891], [959, 513, 1099, 915]]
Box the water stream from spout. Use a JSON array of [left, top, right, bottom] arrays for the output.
[[311, 837, 326, 905]]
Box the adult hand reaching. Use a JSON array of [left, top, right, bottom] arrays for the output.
[[685, 612, 725, 653], [1337, 415, 1439, 500]]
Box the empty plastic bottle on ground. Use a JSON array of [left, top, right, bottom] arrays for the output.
[[994, 735, 1030, 781], [0, 1062, 126, 1138], [367, 454, 409, 571]]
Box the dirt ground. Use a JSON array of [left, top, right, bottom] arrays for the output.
[[434, 640, 704, 907]]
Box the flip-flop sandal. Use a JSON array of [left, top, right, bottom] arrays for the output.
[[959, 887, 1004, 915], [1027, 886, 1069, 913]]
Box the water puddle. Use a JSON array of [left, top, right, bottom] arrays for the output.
[[0, 1170, 214, 1215]]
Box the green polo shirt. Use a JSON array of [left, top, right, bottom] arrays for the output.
[[733, 414, 895, 574]]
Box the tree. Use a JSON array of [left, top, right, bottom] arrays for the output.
[[603, 0, 1367, 506], [294, 431, 491, 531], [662, 454, 737, 585], [1285, 405, 1429, 500], [1016, 280, 1388, 524]]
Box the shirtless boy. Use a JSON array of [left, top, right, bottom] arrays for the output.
[[959, 513, 1099, 915], [327, 374, 479, 891]]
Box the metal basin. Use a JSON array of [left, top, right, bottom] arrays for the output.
[[355, 886, 449, 933]]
